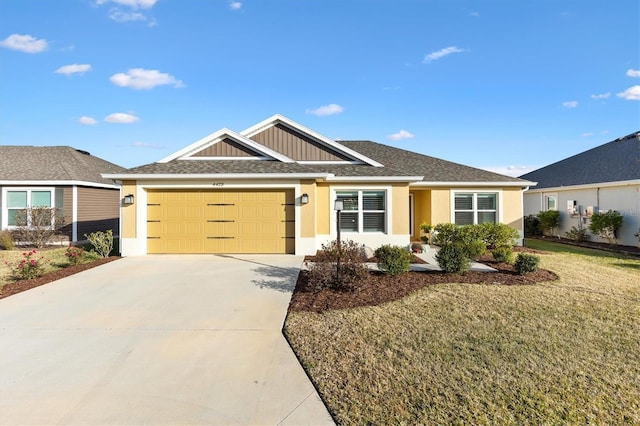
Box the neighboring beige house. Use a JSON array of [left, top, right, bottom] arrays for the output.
[[104, 114, 534, 256], [520, 131, 640, 247], [0, 146, 126, 243]]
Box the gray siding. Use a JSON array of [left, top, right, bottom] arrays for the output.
[[250, 124, 353, 161]]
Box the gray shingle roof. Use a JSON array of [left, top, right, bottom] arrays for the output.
[[125, 140, 528, 183], [0, 146, 126, 185], [519, 132, 640, 189]]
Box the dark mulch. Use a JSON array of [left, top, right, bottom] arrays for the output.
[[528, 236, 640, 257], [290, 246, 558, 313], [0, 257, 121, 300]]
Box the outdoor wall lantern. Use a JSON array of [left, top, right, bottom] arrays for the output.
[[300, 193, 310, 204], [123, 194, 134, 204]]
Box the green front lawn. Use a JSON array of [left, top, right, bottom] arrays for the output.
[[0, 247, 99, 290], [284, 242, 640, 424]]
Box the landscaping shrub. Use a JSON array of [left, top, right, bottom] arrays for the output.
[[462, 238, 487, 259], [0, 230, 15, 250], [514, 253, 539, 275], [12, 207, 65, 248], [491, 246, 515, 264], [565, 226, 590, 242], [480, 222, 519, 249], [9, 250, 46, 280], [307, 239, 369, 291], [85, 229, 114, 258], [375, 244, 412, 276], [431, 223, 459, 246], [589, 210, 623, 244], [435, 243, 470, 274], [524, 214, 542, 237], [64, 245, 86, 265], [537, 210, 560, 237], [410, 242, 423, 253]]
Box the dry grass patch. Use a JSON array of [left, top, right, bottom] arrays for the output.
[[284, 244, 640, 425]]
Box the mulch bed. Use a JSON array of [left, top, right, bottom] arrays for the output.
[[290, 246, 558, 313], [0, 257, 121, 300]]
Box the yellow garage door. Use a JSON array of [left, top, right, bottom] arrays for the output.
[[147, 189, 295, 254]]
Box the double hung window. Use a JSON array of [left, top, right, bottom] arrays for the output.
[[336, 190, 386, 233], [4, 189, 54, 227], [453, 192, 497, 225]]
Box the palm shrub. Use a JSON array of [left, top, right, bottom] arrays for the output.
[[375, 244, 412, 276], [589, 210, 623, 244], [514, 253, 539, 275], [435, 243, 470, 274], [307, 239, 368, 291]]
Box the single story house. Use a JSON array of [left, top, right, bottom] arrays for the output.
[[0, 146, 126, 243], [520, 131, 640, 247], [104, 114, 534, 256]]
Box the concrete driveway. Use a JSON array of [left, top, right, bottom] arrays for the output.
[[0, 255, 334, 425]]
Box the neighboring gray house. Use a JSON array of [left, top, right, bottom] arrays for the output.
[[520, 132, 640, 247], [0, 146, 126, 243]]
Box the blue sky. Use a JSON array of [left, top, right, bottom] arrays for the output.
[[1, 0, 638, 176]]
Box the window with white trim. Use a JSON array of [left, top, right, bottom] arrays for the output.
[[545, 195, 557, 211], [454, 192, 497, 225], [4, 189, 54, 227], [336, 190, 386, 233]]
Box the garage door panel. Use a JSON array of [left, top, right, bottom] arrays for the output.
[[147, 189, 294, 254]]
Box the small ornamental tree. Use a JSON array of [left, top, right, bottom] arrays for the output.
[[13, 207, 65, 248], [537, 210, 560, 237], [589, 210, 623, 244]]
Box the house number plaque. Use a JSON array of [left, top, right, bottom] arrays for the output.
[[212, 182, 224, 187]]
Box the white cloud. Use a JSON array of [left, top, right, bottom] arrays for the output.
[[626, 69, 640, 78], [562, 100, 578, 108], [95, 0, 157, 9], [469, 11, 480, 17], [104, 112, 140, 123], [483, 165, 540, 178], [132, 141, 163, 149], [305, 103, 344, 117], [109, 10, 147, 22], [78, 116, 98, 125], [581, 132, 593, 137], [229, 1, 242, 10], [55, 63, 92, 76], [590, 92, 610, 99], [617, 85, 640, 100], [0, 34, 48, 53], [423, 46, 465, 63], [388, 130, 415, 141], [109, 68, 184, 89]]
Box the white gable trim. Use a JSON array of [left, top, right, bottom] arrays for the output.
[[524, 179, 640, 193], [157, 128, 295, 164], [241, 114, 384, 168]]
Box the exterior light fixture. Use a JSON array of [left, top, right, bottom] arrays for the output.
[[334, 199, 343, 248], [334, 199, 344, 211], [123, 194, 134, 204], [300, 193, 309, 204]]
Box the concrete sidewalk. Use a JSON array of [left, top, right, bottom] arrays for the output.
[[0, 255, 334, 425]]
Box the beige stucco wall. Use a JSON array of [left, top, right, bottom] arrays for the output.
[[502, 187, 524, 232], [316, 183, 330, 235], [300, 180, 316, 238], [121, 180, 137, 238], [391, 183, 409, 235]]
